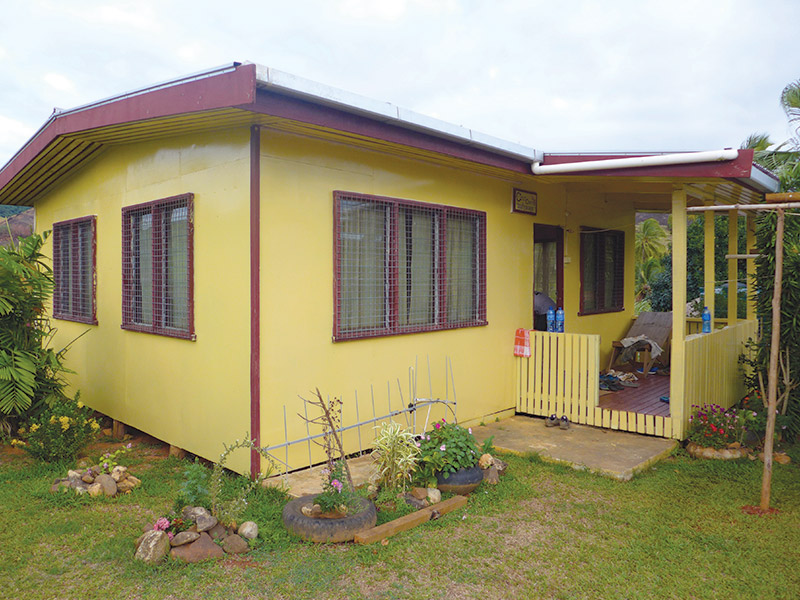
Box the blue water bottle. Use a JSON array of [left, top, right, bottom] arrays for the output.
[[556, 307, 565, 333], [702, 306, 711, 333], [546, 307, 555, 332]]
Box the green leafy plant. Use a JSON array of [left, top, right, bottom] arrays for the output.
[[0, 231, 75, 421], [11, 392, 99, 462], [314, 459, 360, 514], [480, 435, 495, 455], [372, 421, 420, 492], [174, 459, 211, 510], [208, 435, 277, 526], [415, 418, 479, 485], [98, 443, 132, 473], [687, 404, 756, 449]]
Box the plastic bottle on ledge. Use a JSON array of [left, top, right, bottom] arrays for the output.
[[556, 308, 565, 333], [702, 306, 711, 333], [546, 307, 555, 332]]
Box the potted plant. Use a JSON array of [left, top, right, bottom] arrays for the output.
[[417, 418, 482, 494]]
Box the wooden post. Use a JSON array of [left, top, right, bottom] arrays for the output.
[[760, 208, 784, 511], [112, 420, 126, 439], [670, 187, 687, 438], [703, 205, 715, 327], [727, 210, 738, 323]]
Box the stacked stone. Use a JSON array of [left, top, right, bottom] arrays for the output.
[[133, 506, 259, 565], [50, 465, 141, 497]]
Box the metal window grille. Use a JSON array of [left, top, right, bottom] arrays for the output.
[[52, 216, 97, 324], [122, 194, 194, 340], [333, 191, 486, 340], [580, 227, 624, 314]]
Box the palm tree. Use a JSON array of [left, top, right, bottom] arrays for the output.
[[635, 218, 670, 263], [743, 80, 800, 192]]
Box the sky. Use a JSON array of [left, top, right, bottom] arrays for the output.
[[1, 0, 799, 167]]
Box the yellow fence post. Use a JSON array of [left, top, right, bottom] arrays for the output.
[[746, 215, 757, 321], [704, 205, 715, 327], [670, 187, 687, 439], [728, 210, 738, 324]]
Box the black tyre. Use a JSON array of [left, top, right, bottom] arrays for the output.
[[436, 464, 483, 495], [282, 495, 377, 543]]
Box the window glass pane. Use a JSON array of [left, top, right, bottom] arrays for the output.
[[581, 232, 597, 311], [339, 199, 387, 333], [534, 241, 558, 302], [166, 205, 189, 330], [446, 214, 477, 322], [399, 206, 437, 326], [131, 212, 153, 325], [76, 222, 92, 318]]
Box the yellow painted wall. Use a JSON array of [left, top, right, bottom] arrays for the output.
[[31, 120, 641, 475], [256, 128, 637, 469], [35, 129, 253, 474]]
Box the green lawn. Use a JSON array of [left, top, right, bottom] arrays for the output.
[[1, 441, 798, 600]]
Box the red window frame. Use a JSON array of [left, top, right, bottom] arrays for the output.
[[52, 216, 98, 325], [579, 226, 625, 315], [333, 191, 487, 341], [121, 193, 195, 340]]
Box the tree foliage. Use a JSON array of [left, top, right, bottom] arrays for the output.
[[0, 231, 72, 417]]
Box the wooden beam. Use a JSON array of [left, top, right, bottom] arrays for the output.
[[746, 216, 757, 320], [687, 201, 800, 212], [728, 210, 738, 324], [703, 204, 715, 328], [354, 495, 468, 544]]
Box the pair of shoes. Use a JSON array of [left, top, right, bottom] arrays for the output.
[[546, 414, 559, 427], [600, 375, 624, 391], [659, 396, 670, 403], [560, 415, 570, 430]]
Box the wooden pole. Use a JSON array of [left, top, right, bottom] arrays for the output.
[[760, 208, 784, 511]]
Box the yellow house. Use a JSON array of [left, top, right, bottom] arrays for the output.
[[0, 62, 778, 476]]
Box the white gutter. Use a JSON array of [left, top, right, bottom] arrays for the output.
[[531, 149, 740, 175]]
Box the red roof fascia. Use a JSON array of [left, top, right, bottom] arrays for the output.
[[540, 150, 755, 178], [243, 89, 532, 175], [0, 64, 259, 191]]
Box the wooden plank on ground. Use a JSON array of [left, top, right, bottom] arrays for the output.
[[354, 495, 468, 545]]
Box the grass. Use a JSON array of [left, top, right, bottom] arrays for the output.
[[1, 441, 799, 599]]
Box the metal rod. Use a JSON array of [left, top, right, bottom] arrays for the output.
[[725, 253, 760, 259], [302, 398, 312, 469], [264, 398, 454, 453], [686, 202, 800, 212], [355, 390, 362, 454]]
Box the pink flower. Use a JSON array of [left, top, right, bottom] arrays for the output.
[[415, 442, 420, 448], [434, 423, 441, 430], [331, 479, 343, 492], [167, 531, 174, 540], [440, 444, 446, 452], [468, 427, 472, 434], [154, 517, 170, 531]]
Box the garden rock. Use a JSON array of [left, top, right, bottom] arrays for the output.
[[427, 488, 441, 505], [182, 506, 210, 522], [87, 483, 103, 497], [169, 532, 224, 563], [483, 465, 500, 485], [195, 513, 218, 532], [479, 453, 494, 469], [111, 465, 128, 482], [403, 493, 428, 510], [238, 521, 258, 540], [220, 534, 249, 554], [134, 530, 170, 565], [492, 457, 508, 476], [95, 473, 118, 497], [411, 487, 428, 500], [81, 472, 95, 484], [207, 522, 228, 541], [170, 531, 200, 547], [116, 479, 136, 493]]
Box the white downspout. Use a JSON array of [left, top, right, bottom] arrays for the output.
[[531, 149, 739, 175]]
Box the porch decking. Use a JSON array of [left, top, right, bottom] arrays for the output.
[[598, 372, 670, 417]]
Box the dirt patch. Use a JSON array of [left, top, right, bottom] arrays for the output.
[[741, 505, 780, 516]]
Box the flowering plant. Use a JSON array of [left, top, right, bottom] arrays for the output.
[[152, 511, 190, 541], [315, 459, 360, 513], [740, 392, 791, 442], [98, 443, 133, 473], [11, 392, 99, 462], [687, 404, 756, 449], [415, 418, 479, 485]]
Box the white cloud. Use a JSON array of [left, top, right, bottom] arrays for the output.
[[42, 72, 76, 94]]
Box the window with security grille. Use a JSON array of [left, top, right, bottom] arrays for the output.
[[122, 194, 194, 340], [580, 227, 624, 314], [334, 191, 486, 340], [52, 216, 97, 324]]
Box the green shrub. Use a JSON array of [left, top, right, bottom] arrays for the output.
[[11, 392, 98, 462], [174, 459, 211, 510], [372, 421, 420, 492], [416, 418, 479, 485]]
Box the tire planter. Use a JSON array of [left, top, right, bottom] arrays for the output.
[[686, 442, 749, 460], [436, 464, 483, 495], [282, 495, 377, 543]]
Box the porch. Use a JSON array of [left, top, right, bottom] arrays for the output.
[[514, 318, 756, 439]]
